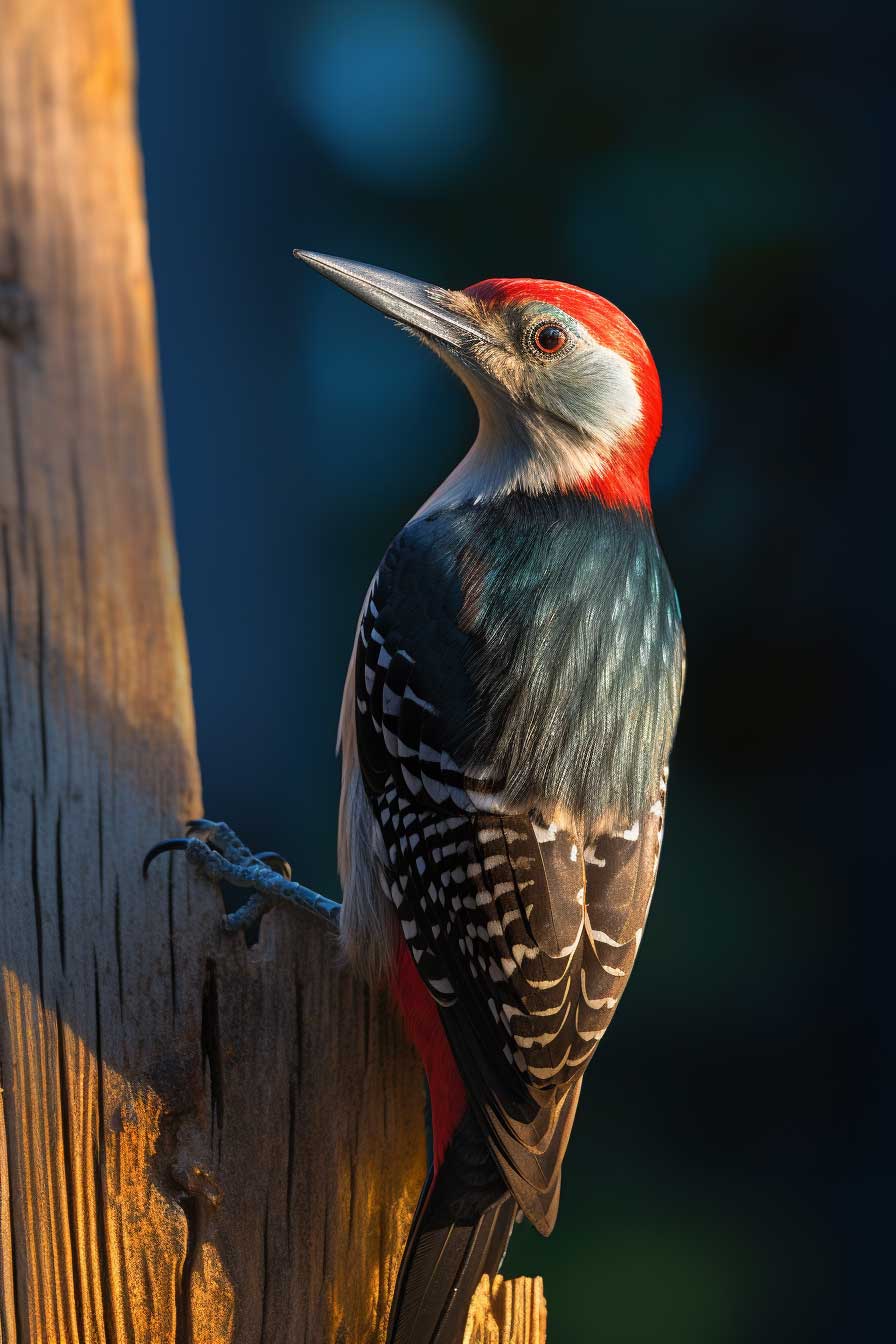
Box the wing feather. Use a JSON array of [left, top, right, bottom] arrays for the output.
[[355, 559, 670, 1232]]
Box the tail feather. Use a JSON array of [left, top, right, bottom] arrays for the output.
[[387, 1110, 517, 1344]]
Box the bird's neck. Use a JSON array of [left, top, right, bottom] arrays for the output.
[[416, 395, 651, 518]]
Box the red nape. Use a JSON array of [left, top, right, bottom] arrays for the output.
[[390, 938, 468, 1172], [576, 460, 654, 513], [465, 277, 663, 513]]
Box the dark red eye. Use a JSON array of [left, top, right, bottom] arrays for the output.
[[531, 322, 568, 355]]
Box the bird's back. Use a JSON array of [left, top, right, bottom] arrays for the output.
[[368, 491, 682, 829], [342, 490, 683, 1231]]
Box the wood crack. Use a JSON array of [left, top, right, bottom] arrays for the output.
[[259, 1195, 271, 1344], [30, 793, 44, 1001], [69, 454, 90, 683], [0, 278, 36, 346], [173, 1195, 199, 1344], [96, 779, 105, 896], [113, 878, 124, 1016], [55, 1005, 85, 1339], [34, 534, 48, 794], [285, 1077, 297, 1252], [55, 804, 66, 977], [167, 860, 177, 1020], [92, 956, 114, 1344], [200, 959, 224, 1142], [3, 352, 27, 540]]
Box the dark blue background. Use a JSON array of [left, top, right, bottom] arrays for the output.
[[135, 3, 889, 1338]]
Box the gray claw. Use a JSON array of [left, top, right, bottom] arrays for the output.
[[255, 851, 292, 880], [143, 838, 189, 878]]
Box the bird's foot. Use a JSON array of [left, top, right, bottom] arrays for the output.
[[143, 818, 341, 934]]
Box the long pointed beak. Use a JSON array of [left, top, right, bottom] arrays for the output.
[[293, 249, 491, 350]]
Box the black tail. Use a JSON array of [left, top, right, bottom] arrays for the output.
[[386, 1110, 517, 1344]]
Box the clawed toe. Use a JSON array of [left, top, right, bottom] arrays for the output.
[[254, 851, 292, 880], [143, 821, 284, 881], [143, 835, 230, 883], [141, 818, 340, 933], [143, 819, 261, 876], [184, 818, 253, 865], [142, 837, 189, 878]]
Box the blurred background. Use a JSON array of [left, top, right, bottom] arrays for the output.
[[135, 2, 888, 1339]]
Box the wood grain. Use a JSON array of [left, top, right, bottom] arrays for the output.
[[464, 1278, 547, 1344], [0, 3, 546, 1340]]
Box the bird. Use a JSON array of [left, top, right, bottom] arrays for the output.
[[145, 251, 685, 1344]]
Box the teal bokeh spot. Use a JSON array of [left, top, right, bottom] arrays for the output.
[[291, 0, 496, 188]]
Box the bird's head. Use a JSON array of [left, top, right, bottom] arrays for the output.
[[295, 251, 661, 513]]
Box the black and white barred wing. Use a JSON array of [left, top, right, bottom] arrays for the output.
[[580, 771, 668, 1046], [353, 571, 669, 1233]]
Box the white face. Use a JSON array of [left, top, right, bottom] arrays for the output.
[[415, 292, 645, 509], [450, 296, 642, 446]]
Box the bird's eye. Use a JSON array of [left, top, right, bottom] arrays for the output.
[[528, 321, 570, 358]]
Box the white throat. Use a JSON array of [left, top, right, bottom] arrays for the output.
[[415, 360, 641, 518]]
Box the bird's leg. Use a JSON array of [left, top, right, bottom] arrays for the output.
[[143, 819, 341, 934]]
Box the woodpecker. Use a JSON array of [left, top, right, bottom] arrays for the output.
[[145, 252, 684, 1344]]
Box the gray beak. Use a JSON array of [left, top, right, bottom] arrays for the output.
[[293, 249, 491, 350]]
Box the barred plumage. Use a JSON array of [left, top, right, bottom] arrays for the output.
[[350, 531, 675, 1231]]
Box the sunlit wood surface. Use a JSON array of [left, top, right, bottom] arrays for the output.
[[0, 2, 545, 1340]]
